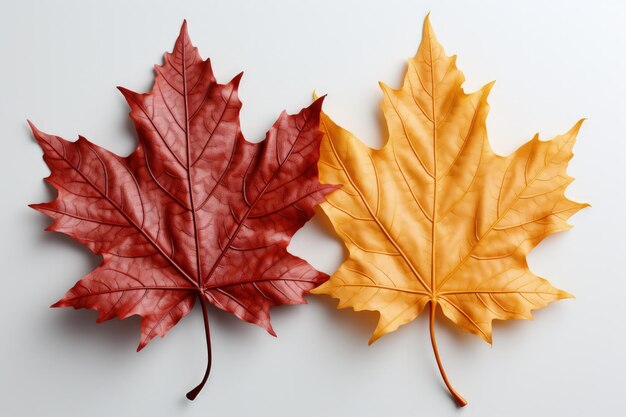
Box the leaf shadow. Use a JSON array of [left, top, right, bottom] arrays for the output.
[[119, 94, 139, 155], [32, 210, 100, 263], [373, 59, 408, 150], [30, 200, 140, 353], [375, 91, 389, 150], [310, 205, 348, 261], [46, 307, 142, 354], [433, 306, 479, 348], [307, 294, 380, 343], [205, 302, 262, 341]]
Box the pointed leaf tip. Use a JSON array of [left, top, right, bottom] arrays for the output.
[[312, 93, 326, 109], [117, 86, 140, 105], [423, 12, 433, 32], [27, 119, 41, 136], [367, 334, 379, 346], [572, 118, 586, 134], [266, 323, 277, 337], [421, 12, 439, 45], [117, 85, 131, 95], [230, 71, 244, 88]]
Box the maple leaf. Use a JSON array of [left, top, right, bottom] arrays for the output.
[[311, 15, 587, 406], [30, 21, 337, 400]]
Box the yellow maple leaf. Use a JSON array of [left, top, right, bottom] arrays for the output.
[[312, 15, 588, 406]]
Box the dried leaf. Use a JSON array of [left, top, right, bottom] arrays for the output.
[[30, 21, 336, 399], [312, 15, 587, 406]]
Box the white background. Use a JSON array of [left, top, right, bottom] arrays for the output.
[[1, 0, 624, 416]]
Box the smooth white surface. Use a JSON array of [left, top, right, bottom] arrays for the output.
[[1, 0, 623, 416]]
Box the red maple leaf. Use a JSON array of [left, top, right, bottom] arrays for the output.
[[30, 21, 336, 399]]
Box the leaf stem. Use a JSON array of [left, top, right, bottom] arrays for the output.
[[429, 300, 468, 407], [186, 295, 212, 400]]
